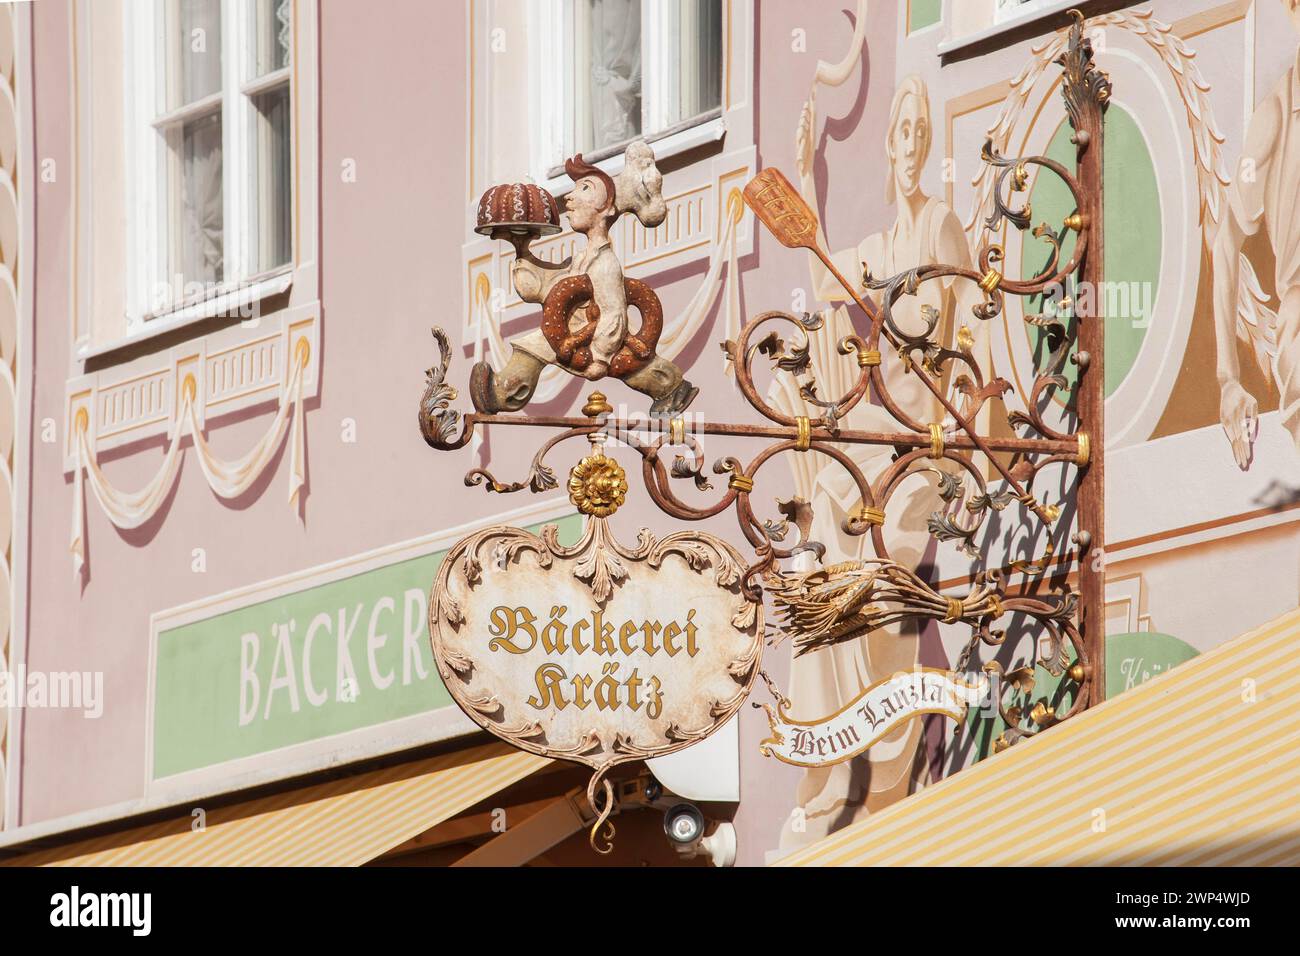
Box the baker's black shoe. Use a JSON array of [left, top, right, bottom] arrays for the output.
[[649, 380, 699, 418]]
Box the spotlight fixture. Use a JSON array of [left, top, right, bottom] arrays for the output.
[[663, 803, 706, 846]]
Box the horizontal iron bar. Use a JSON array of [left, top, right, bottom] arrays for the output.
[[467, 413, 1079, 456]]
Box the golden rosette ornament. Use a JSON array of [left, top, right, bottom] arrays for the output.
[[568, 453, 628, 517]]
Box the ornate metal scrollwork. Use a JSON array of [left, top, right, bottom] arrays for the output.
[[419, 10, 1109, 756]]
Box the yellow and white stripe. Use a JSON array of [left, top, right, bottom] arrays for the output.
[[4, 743, 549, 867], [777, 607, 1300, 866]]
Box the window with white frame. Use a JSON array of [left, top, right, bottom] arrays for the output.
[[994, 0, 1069, 26], [126, 0, 294, 327], [469, 0, 755, 336], [525, 0, 723, 184], [944, 0, 1080, 51]]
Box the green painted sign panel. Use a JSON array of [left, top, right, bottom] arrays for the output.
[[1024, 106, 1161, 400], [152, 515, 582, 780], [962, 632, 1198, 763], [1105, 631, 1200, 697], [909, 0, 942, 33]]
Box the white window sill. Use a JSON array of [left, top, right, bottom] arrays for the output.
[[537, 113, 727, 197], [936, 0, 1081, 57], [78, 270, 294, 361]]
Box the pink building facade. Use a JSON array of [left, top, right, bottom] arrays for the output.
[[0, 0, 1297, 866]]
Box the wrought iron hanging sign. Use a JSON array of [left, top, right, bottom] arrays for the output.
[[421, 10, 1110, 852]]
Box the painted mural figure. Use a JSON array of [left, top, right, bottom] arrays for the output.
[[469, 141, 699, 417], [782, 74, 983, 845], [800, 75, 980, 422], [1212, 0, 1300, 467]]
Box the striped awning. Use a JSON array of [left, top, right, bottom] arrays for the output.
[[776, 607, 1300, 866], [4, 742, 549, 867]]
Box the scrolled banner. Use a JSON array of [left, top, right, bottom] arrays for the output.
[[758, 668, 991, 768]]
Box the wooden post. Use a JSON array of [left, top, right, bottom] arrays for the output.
[[1059, 11, 1111, 707]]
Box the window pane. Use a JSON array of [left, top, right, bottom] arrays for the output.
[[667, 0, 722, 127], [252, 84, 292, 272], [178, 111, 224, 287], [165, 0, 223, 110], [567, 0, 722, 158], [583, 0, 641, 152], [252, 0, 292, 78], [995, 0, 1058, 24]]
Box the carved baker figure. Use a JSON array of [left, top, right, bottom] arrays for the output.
[[470, 141, 698, 417]]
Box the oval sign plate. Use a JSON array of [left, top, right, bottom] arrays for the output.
[[429, 517, 763, 844]]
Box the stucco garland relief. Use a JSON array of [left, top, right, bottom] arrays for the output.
[[63, 311, 320, 575], [428, 517, 762, 852]]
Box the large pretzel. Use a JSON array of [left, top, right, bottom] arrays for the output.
[[541, 275, 663, 378]]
